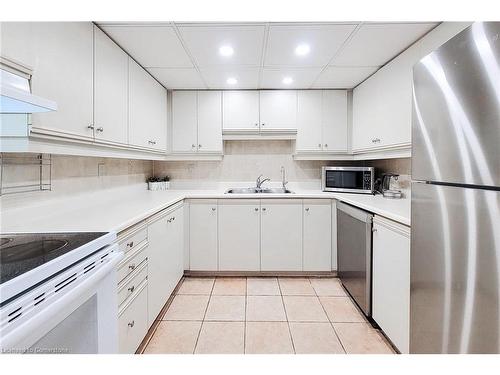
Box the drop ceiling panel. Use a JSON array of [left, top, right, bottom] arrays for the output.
[[312, 66, 379, 88], [178, 25, 266, 68], [265, 24, 357, 67], [101, 25, 193, 68], [200, 68, 260, 89], [147, 68, 206, 89], [261, 68, 322, 89], [331, 23, 437, 66]]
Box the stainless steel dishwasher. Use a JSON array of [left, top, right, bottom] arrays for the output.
[[337, 201, 373, 317]]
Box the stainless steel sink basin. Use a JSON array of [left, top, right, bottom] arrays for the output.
[[225, 187, 294, 194]]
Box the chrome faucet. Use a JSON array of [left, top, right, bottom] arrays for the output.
[[280, 166, 288, 190], [256, 174, 271, 190]]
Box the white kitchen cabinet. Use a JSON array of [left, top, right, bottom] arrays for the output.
[[189, 199, 218, 271], [218, 199, 260, 271], [129, 58, 167, 151], [197, 91, 222, 153], [352, 22, 471, 155], [331, 199, 338, 271], [172, 91, 222, 154], [260, 199, 303, 271], [259, 90, 297, 132], [118, 280, 148, 354], [222, 91, 260, 133], [303, 199, 332, 271], [1, 22, 94, 140], [296, 90, 348, 153], [372, 215, 411, 353], [93, 26, 128, 145]]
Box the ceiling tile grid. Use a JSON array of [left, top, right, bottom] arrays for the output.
[[97, 22, 439, 90]]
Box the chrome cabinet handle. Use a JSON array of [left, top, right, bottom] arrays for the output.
[[148, 140, 157, 145], [254, 207, 259, 211], [262, 207, 267, 211], [372, 138, 381, 143], [198, 144, 202, 148], [96, 127, 104, 132], [318, 143, 322, 148], [324, 144, 328, 148], [167, 218, 171, 223], [172, 216, 175, 221], [128, 320, 135, 328], [305, 207, 309, 212], [128, 286, 135, 293], [261, 123, 265, 127], [128, 264, 136, 270], [87, 125, 95, 130], [254, 123, 258, 127], [192, 144, 196, 148], [372, 228, 377, 232], [126, 241, 134, 248], [211, 207, 216, 211]]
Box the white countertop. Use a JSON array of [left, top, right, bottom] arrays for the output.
[[0, 185, 410, 234]]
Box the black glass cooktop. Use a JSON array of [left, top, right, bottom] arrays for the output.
[[0, 232, 107, 284]]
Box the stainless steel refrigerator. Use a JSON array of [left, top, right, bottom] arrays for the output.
[[411, 22, 500, 353]]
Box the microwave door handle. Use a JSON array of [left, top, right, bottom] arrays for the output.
[[0, 252, 123, 351]]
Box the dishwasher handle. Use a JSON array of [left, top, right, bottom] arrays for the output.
[[336, 201, 373, 223]]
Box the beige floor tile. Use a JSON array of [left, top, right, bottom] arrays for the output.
[[247, 277, 280, 295], [278, 278, 315, 296], [309, 278, 347, 296], [245, 322, 294, 354], [283, 296, 329, 322], [333, 323, 395, 354], [177, 277, 215, 295], [212, 277, 247, 295], [289, 322, 345, 354], [163, 295, 209, 321], [246, 296, 286, 321], [205, 295, 246, 321], [144, 321, 201, 354], [320, 297, 366, 322], [195, 322, 245, 354]]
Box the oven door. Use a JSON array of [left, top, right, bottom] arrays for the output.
[[322, 168, 373, 194], [0, 245, 122, 354]]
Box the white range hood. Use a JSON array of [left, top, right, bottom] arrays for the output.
[[0, 68, 57, 113]]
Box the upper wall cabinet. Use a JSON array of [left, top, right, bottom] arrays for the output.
[[172, 90, 222, 154], [259, 90, 297, 132], [296, 90, 348, 154], [1, 22, 94, 140], [129, 58, 167, 151], [352, 22, 471, 156], [222, 91, 260, 134], [93, 26, 129, 145]]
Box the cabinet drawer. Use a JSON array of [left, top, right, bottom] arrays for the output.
[[118, 261, 148, 307], [118, 280, 148, 354], [119, 226, 148, 255], [117, 243, 148, 283]]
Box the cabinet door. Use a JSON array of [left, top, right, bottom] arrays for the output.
[[372, 216, 410, 353], [165, 207, 184, 299], [189, 200, 218, 271], [222, 91, 260, 133], [172, 91, 198, 153], [218, 199, 260, 271], [129, 58, 167, 150], [352, 74, 380, 151], [322, 90, 348, 152], [4, 22, 94, 139], [147, 214, 169, 323], [259, 90, 297, 131], [303, 199, 332, 271], [296, 90, 323, 152], [93, 26, 128, 145], [260, 199, 302, 271], [197, 91, 222, 153]]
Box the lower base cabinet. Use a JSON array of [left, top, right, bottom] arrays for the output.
[[118, 280, 148, 354], [261, 199, 303, 271], [372, 215, 411, 353], [189, 199, 218, 271], [218, 199, 260, 271], [303, 199, 332, 271]]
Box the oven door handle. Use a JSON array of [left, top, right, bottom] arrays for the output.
[[0, 249, 123, 352]]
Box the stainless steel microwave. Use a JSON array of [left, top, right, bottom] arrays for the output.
[[322, 167, 375, 194]]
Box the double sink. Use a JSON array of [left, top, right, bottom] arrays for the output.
[[225, 187, 294, 194]]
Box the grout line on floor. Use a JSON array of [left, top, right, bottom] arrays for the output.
[[244, 277, 247, 354], [191, 277, 216, 354], [313, 277, 347, 354], [278, 277, 296, 354]]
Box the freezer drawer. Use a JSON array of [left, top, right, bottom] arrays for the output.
[[410, 182, 500, 353], [337, 201, 373, 316]]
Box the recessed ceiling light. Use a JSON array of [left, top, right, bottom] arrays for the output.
[[295, 44, 310, 56], [219, 45, 234, 57], [226, 77, 238, 85], [282, 76, 293, 85]]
